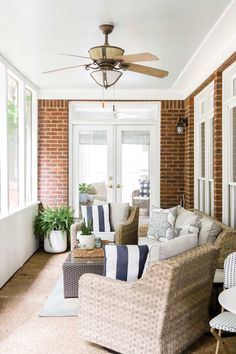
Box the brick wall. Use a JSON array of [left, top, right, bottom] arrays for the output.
[[160, 100, 185, 208], [38, 99, 185, 208], [184, 52, 236, 220], [38, 100, 68, 206]]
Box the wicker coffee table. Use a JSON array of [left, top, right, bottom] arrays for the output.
[[62, 252, 104, 298]]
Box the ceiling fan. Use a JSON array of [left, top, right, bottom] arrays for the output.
[[43, 24, 169, 89]]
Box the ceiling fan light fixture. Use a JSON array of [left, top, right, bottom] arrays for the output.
[[90, 68, 122, 89], [89, 46, 124, 60]]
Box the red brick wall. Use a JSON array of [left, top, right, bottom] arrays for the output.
[[38, 99, 185, 208], [160, 100, 185, 208], [38, 100, 68, 206], [184, 52, 236, 220]]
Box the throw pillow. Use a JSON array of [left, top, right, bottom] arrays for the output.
[[110, 203, 129, 231], [104, 244, 149, 281], [147, 206, 178, 240], [166, 225, 199, 240], [142, 233, 198, 275], [139, 180, 150, 197], [175, 207, 202, 228], [81, 204, 111, 232], [198, 218, 222, 244]]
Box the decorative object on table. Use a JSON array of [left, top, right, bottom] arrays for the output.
[[79, 182, 91, 203], [95, 237, 102, 248], [78, 219, 95, 250], [33, 206, 74, 253], [72, 247, 104, 258], [210, 251, 236, 354]]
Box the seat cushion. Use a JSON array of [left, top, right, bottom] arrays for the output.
[[210, 311, 236, 333], [104, 244, 149, 281], [147, 206, 178, 240]]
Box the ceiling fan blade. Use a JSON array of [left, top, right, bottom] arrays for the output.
[[42, 64, 88, 74], [114, 53, 159, 63], [125, 63, 168, 78], [58, 53, 90, 60]]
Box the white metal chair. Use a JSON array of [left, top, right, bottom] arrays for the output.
[[210, 252, 236, 354]]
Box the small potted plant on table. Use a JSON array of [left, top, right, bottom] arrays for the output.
[[34, 206, 74, 253], [78, 219, 95, 250]]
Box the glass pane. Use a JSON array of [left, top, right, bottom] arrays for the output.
[[25, 89, 32, 203], [200, 101, 205, 115], [121, 130, 150, 216], [233, 107, 236, 182], [8, 75, 19, 210], [201, 122, 205, 178], [78, 131, 107, 206]]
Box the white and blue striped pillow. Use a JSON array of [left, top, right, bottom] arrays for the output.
[[81, 204, 111, 232], [104, 245, 149, 281]]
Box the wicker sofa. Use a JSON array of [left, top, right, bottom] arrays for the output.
[[70, 206, 139, 250], [139, 208, 236, 269], [78, 244, 219, 354]]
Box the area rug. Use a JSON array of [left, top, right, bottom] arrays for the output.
[[39, 275, 78, 317]]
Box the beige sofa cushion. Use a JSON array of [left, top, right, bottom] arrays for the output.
[[110, 203, 129, 231], [198, 218, 222, 244], [175, 206, 201, 227]]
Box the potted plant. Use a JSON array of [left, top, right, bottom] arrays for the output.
[[79, 183, 91, 203], [78, 219, 95, 250], [34, 206, 74, 253]]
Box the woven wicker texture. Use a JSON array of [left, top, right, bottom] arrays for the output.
[[70, 206, 139, 250], [72, 248, 104, 258], [138, 209, 236, 268], [63, 255, 104, 298], [78, 244, 219, 354]]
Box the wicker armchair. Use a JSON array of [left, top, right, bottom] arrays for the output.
[[70, 206, 139, 250], [78, 244, 219, 354]]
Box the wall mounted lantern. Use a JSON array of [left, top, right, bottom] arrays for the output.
[[176, 117, 188, 135]]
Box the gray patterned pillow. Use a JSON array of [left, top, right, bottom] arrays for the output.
[[147, 206, 178, 240], [166, 225, 199, 240]]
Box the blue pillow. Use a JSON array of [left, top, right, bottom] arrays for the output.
[[104, 245, 149, 281]]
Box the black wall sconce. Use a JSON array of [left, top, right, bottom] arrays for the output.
[[176, 117, 188, 135]]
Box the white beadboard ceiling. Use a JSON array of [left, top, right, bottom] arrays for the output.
[[0, 0, 235, 96]]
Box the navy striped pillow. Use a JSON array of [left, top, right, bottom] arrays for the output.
[[104, 245, 149, 281], [81, 204, 111, 232]]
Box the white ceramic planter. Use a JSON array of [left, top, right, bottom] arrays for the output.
[[78, 234, 95, 250], [44, 230, 67, 253]]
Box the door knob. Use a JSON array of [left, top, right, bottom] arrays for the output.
[[107, 184, 113, 188], [116, 184, 122, 188]]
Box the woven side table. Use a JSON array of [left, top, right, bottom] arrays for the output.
[[62, 252, 104, 298]]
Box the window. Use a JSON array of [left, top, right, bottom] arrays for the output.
[[194, 81, 214, 216], [223, 61, 236, 228], [25, 89, 33, 203], [8, 75, 19, 210], [0, 62, 37, 218]]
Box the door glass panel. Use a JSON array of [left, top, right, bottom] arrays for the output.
[[121, 130, 150, 216], [78, 131, 108, 206]]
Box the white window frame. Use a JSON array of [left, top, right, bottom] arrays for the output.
[[0, 55, 38, 219], [222, 61, 236, 227], [194, 81, 214, 216]]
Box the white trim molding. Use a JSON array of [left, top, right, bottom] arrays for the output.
[[222, 60, 236, 227]]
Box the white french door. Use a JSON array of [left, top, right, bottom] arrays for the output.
[[71, 124, 157, 217]]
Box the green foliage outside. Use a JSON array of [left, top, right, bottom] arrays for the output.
[[79, 183, 91, 193]]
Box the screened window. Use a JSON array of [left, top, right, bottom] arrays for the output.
[[8, 75, 19, 210], [232, 107, 236, 182], [25, 89, 33, 203], [200, 122, 205, 178]]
